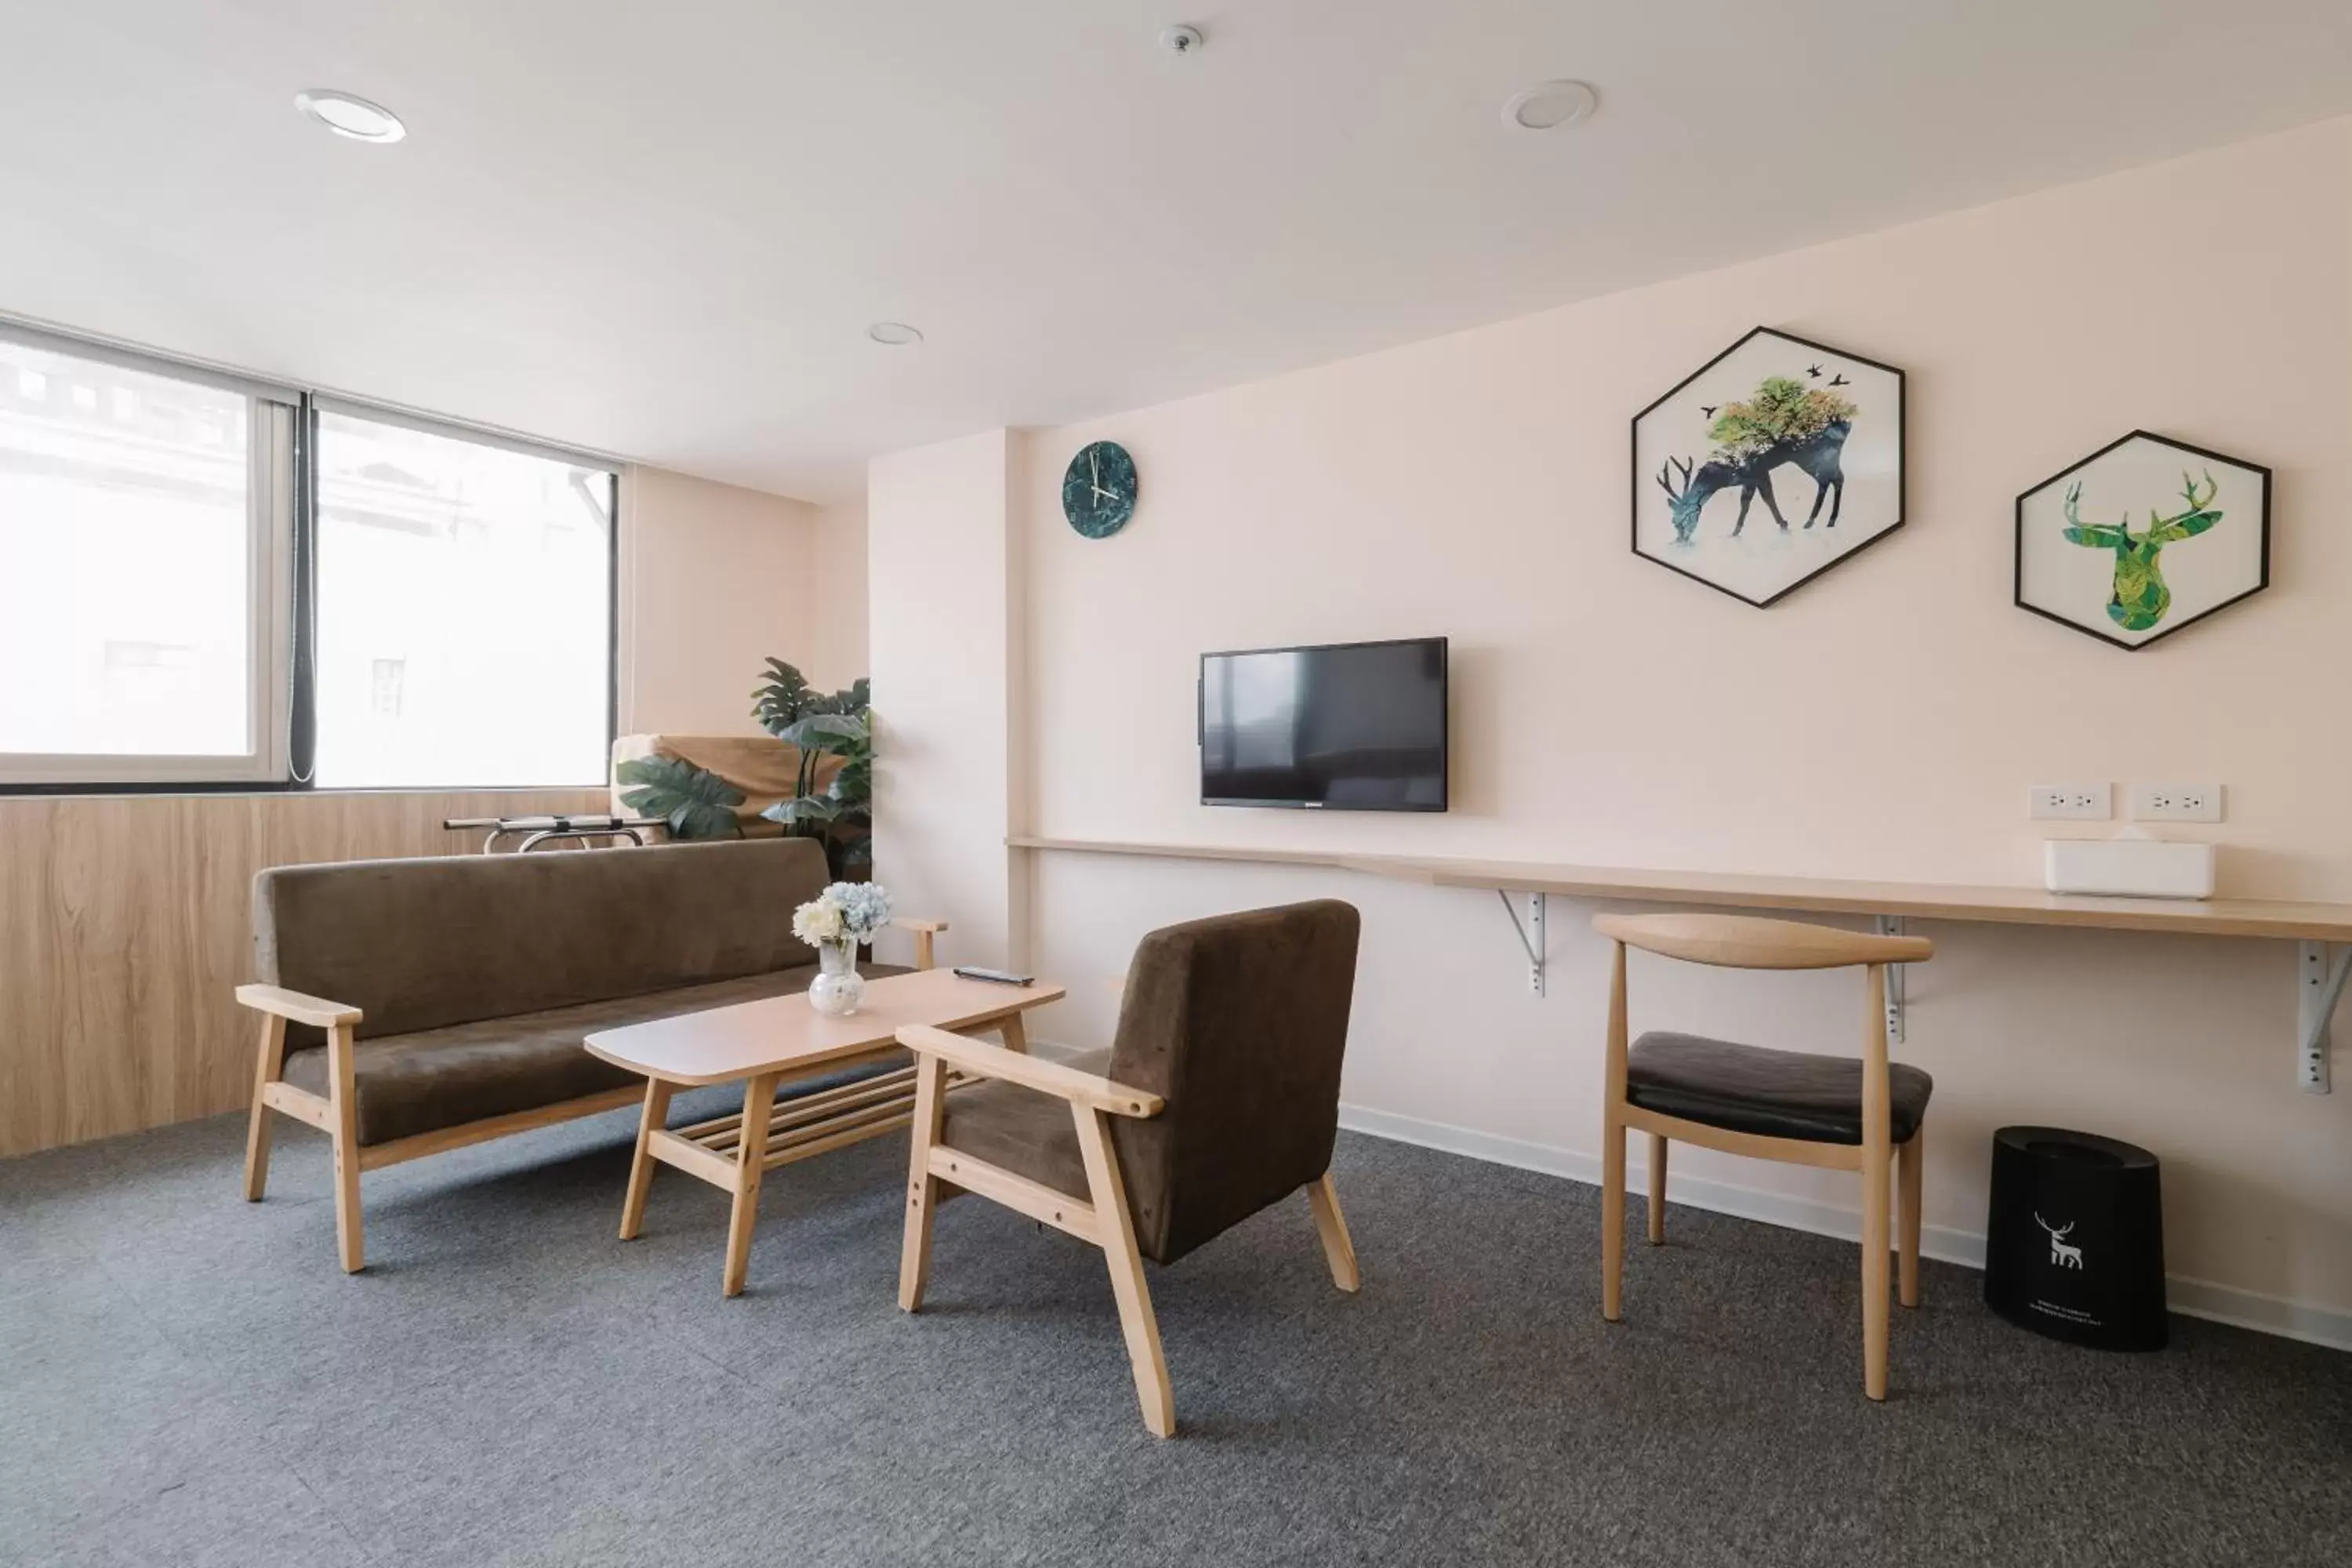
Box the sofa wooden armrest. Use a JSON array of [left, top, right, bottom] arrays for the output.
[[890, 916, 950, 971], [234, 983, 364, 1028], [895, 1025, 1161, 1117]]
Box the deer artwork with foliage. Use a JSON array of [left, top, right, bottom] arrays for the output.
[[1656, 375, 1857, 543], [2060, 468, 2222, 633]]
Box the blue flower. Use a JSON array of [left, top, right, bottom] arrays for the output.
[[826, 881, 893, 941]]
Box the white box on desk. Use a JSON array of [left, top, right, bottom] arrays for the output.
[[2043, 838, 2215, 900]]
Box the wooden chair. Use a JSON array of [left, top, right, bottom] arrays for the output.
[[894, 899, 1363, 1437], [1593, 911, 1936, 1400]]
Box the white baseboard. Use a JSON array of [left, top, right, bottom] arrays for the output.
[[1338, 1102, 2352, 1354]]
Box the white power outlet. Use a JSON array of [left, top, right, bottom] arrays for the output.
[[2130, 782, 2224, 823], [2028, 783, 2111, 821]]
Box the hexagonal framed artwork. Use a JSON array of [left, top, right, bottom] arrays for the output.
[[2014, 431, 2270, 651], [1631, 327, 1905, 607]]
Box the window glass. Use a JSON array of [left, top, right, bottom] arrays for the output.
[[0, 339, 256, 761], [312, 411, 612, 787]]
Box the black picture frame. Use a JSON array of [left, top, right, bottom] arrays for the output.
[[2012, 430, 2272, 652], [1628, 326, 1907, 608]]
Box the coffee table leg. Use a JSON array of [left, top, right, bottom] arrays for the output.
[[723, 1072, 779, 1297], [998, 1011, 1030, 1054], [619, 1076, 675, 1241]]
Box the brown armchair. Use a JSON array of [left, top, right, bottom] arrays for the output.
[[894, 899, 1363, 1437]]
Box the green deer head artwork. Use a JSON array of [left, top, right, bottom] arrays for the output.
[[2062, 469, 2222, 632]]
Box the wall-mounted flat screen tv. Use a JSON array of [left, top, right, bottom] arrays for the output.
[[1200, 637, 1448, 811]]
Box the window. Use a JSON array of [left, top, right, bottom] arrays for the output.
[[0, 334, 289, 783], [0, 322, 616, 790], [312, 409, 613, 787]]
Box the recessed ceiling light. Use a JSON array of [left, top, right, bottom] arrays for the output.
[[294, 89, 406, 143], [1504, 80, 1598, 132], [866, 322, 924, 347]]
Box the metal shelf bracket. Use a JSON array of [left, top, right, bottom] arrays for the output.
[[1875, 916, 1907, 1046], [1497, 891, 1546, 996], [2298, 942, 2347, 1094]]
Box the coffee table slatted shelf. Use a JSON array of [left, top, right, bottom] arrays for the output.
[[652, 1062, 980, 1179]]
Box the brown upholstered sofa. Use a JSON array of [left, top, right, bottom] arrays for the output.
[[234, 837, 935, 1272]]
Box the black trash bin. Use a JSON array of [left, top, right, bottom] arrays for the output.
[[1984, 1125, 2166, 1351]]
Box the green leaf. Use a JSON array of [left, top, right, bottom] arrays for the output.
[[760, 794, 840, 826], [779, 712, 867, 753], [616, 756, 745, 841], [752, 659, 816, 734]]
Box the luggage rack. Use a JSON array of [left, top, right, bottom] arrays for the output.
[[442, 814, 665, 853]]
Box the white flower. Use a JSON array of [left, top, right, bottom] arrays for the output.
[[793, 898, 846, 947]]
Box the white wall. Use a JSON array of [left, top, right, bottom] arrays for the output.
[[868, 431, 1028, 967], [619, 465, 866, 735], [867, 116, 2352, 1342]]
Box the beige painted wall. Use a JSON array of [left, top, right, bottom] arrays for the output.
[[619, 465, 867, 735], [868, 116, 2352, 1340]]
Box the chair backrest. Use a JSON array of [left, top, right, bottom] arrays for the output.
[[254, 837, 832, 1040], [1593, 912, 1932, 971], [1104, 899, 1362, 1265]]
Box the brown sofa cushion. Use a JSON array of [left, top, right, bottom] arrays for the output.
[[938, 1047, 1110, 1200], [255, 837, 833, 1042], [285, 961, 911, 1147], [940, 902, 1360, 1268]]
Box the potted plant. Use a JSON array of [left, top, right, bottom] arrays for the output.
[[612, 657, 873, 882]]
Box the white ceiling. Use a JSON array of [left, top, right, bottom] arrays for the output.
[[5, 2, 2350, 503]]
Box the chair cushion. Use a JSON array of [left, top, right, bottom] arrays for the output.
[[285, 962, 910, 1147], [1626, 1031, 1932, 1146], [936, 1047, 1110, 1201]]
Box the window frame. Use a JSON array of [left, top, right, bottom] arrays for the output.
[[0, 318, 621, 795]]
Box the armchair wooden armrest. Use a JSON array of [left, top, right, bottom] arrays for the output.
[[234, 983, 364, 1028], [895, 1024, 1161, 1118], [890, 916, 949, 971]]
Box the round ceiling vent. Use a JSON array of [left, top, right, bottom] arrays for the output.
[[1504, 81, 1599, 132], [294, 89, 406, 143]]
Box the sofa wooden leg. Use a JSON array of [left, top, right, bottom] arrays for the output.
[[326, 1022, 365, 1274], [1307, 1172, 1359, 1293], [1073, 1103, 1174, 1438], [899, 1055, 948, 1312], [619, 1077, 675, 1241], [721, 1072, 779, 1298], [243, 1013, 287, 1203]]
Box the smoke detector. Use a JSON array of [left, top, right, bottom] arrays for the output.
[[1160, 24, 1204, 56]]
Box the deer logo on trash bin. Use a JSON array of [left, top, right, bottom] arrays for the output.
[[2035, 1214, 2085, 1269]]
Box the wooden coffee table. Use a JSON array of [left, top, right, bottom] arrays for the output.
[[585, 967, 1066, 1296]]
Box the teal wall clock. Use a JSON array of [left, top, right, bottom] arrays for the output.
[[1062, 441, 1138, 539]]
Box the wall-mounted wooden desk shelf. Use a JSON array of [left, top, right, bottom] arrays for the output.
[[1007, 836, 2352, 1091]]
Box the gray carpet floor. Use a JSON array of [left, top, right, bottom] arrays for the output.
[[2, 1100, 2347, 1568]]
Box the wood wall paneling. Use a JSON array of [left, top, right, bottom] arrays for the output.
[[0, 789, 605, 1158]]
